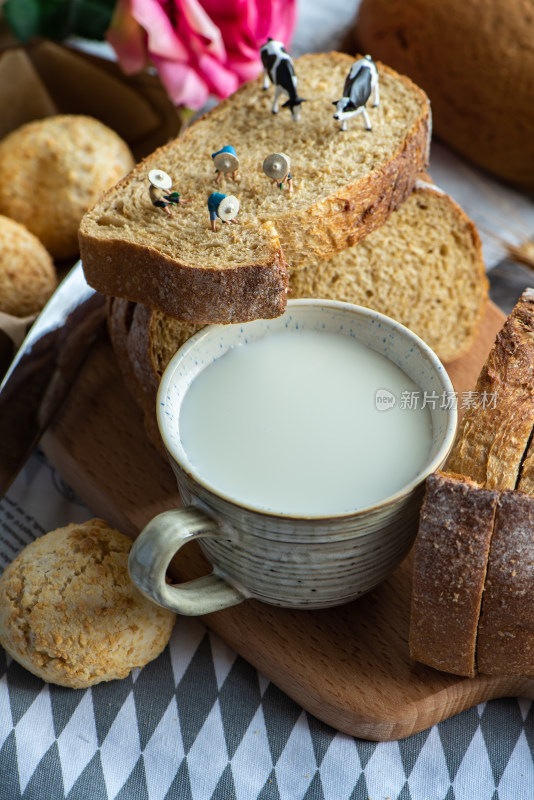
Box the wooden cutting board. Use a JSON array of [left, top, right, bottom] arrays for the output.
[[41, 301, 534, 741]]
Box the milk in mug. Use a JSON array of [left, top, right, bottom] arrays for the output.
[[178, 329, 432, 516]]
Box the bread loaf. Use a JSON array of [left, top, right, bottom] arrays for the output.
[[0, 214, 56, 316], [351, 0, 534, 189], [446, 288, 534, 489], [0, 115, 134, 259], [411, 475, 534, 677], [80, 52, 431, 323], [411, 291, 534, 678], [107, 180, 487, 451]]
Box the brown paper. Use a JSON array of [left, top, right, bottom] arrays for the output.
[[0, 311, 35, 379], [0, 49, 57, 139], [0, 38, 185, 161]]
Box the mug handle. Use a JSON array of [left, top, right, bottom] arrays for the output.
[[128, 507, 248, 615]]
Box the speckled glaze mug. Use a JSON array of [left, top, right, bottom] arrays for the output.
[[128, 300, 457, 615]]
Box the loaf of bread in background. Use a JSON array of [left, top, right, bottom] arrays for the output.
[[0, 114, 134, 260], [80, 52, 431, 324], [350, 0, 534, 190], [0, 214, 56, 316], [108, 179, 487, 453]]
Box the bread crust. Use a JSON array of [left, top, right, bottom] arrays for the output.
[[83, 233, 289, 323], [446, 289, 534, 489], [409, 472, 498, 678], [80, 52, 430, 323], [477, 491, 534, 675]]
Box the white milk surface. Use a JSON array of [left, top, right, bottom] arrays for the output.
[[178, 330, 432, 515]]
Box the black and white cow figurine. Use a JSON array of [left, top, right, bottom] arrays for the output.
[[333, 56, 379, 132], [260, 38, 306, 121]]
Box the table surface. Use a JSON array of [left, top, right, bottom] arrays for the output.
[[1, 2, 534, 798]]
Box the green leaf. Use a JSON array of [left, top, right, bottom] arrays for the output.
[[3, 0, 117, 42]]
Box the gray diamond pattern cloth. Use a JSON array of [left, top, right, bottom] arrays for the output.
[[0, 616, 533, 800]]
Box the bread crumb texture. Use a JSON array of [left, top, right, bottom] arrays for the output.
[[0, 214, 56, 316], [289, 182, 487, 362], [0, 519, 175, 688], [80, 52, 430, 273], [0, 115, 134, 260]]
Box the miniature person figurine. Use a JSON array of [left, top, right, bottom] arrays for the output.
[[333, 55, 379, 132], [259, 38, 306, 121], [207, 192, 240, 232], [211, 145, 240, 183], [148, 169, 190, 216], [262, 153, 293, 195]]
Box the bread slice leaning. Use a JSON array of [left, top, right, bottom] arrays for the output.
[[80, 52, 431, 323], [446, 288, 534, 489]]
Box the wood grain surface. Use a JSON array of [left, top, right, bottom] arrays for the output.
[[41, 301, 534, 741]]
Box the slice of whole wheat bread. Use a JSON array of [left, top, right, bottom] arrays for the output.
[[477, 490, 534, 676], [446, 288, 534, 489], [289, 179, 487, 362], [80, 52, 431, 323], [409, 471, 498, 678]]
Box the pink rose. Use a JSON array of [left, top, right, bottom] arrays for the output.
[[107, 0, 296, 110]]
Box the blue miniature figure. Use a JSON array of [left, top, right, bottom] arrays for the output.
[[208, 192, 240, 232], [148, 169, 190, 216], [211, 146, 240, 183]]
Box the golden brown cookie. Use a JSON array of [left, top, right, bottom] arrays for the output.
[[0, 519, 175, 688], [0, 214, 56, 316], [0, 115, 134, 259]]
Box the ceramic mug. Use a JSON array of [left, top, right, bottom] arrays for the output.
[[128, 300, 457, 615]]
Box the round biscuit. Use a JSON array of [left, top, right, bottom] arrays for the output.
[[0, 519, 176, 688]]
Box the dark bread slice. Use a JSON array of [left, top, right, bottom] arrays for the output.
[[409, 472, 499, 678], [477, 491, 534, 676]]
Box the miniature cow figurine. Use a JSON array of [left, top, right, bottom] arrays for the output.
[[333, 56, 379, 132], [260, 38, 306, 121]]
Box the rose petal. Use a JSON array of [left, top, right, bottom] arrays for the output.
[[129, 0, 189, 60], [151, 54, 211, 108], [106, 0, 148, 73], [106, 0, 297, 107]]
